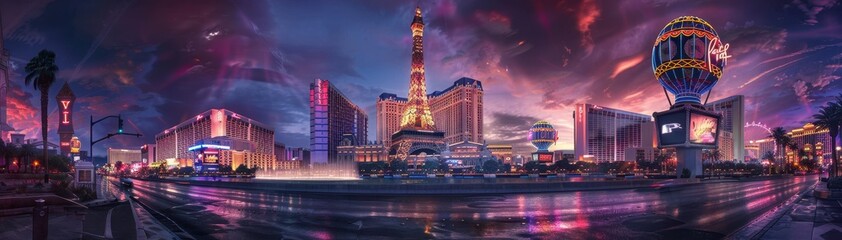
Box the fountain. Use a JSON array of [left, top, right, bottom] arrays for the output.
[[255, 161, 360, 181]]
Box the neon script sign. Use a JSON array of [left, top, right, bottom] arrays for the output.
[[61, 100, 71, 124], [707, 37, 731, 71]]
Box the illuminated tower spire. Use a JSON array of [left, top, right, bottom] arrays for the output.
[[0, 8, 14, 140], [400, 6, 436, 130], [56, 82, 75, 156]]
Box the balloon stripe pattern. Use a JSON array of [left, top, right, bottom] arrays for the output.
[[528, 121, 558, 151], [651, 16, 727, 105]]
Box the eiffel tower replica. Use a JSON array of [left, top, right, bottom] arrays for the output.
[[0, 11, 15, 141], [389, 6, 445, 161]]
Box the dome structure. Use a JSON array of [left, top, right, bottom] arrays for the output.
[[651, 16, 729, 105], [528, 121, 558, 151]]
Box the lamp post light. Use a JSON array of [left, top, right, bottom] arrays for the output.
[[762, 161, 771, 175], [837, 146, 841, 176]]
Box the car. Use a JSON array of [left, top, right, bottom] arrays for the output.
[[120, 177, 133, 188], [650, 179, 690, 191], [794, 171, 806, 176]]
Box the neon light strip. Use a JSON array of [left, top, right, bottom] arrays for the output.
[[187, 144, 231, 151]]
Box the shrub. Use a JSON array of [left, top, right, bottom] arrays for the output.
[[15, 185, 27, 194], [828, 177, 842, 189], [70, 186, 96, 202], [681, 168, 691, 178]]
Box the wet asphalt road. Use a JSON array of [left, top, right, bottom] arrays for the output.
[[122, 175, 817, 240]]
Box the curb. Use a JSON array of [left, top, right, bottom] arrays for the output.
[[130, 197, 192, 240], [724, 181, 818, 240], [127, 198, 148, 240], [81, 198, 118, 207]]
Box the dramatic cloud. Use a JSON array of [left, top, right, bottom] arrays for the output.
[[789, 0, 839, 25], [484, 112, 541, 152], [2, 0, 841, 156]]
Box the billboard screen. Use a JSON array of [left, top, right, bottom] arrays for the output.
[[537, 153, 553, 163], [656, 110, 687, 146], [689, 113, 718, 145]]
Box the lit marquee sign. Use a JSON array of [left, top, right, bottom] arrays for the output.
[[532, 152, 554, 164], [707, 37, 731, 71], [56, 83, 76, 156], [70, 136, 81, 153], [654, 107, 720, 148], [61, 100, 71, 124], [689, 112, 719, 145], [656, 110, 688, 146], [537, 153, 553, 162], [187, 144, 231, 151]]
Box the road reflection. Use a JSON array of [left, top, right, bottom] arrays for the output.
[[123, 175, 817, 239]]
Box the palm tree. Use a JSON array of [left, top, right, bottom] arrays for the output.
[[769, 127, 789, 172], [787, 141, 799, 170], [0, 140, 6, 172], [711, 150, 722, 163], [6, 144, 20, 173], [20, 144, 36, 173], [813, 101, 841, 177], [24, 50, 59, 183], [783, 136, 793, 173]]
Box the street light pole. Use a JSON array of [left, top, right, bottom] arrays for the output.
[[836, 146, 841, 178], [88, 114, 142, 198]]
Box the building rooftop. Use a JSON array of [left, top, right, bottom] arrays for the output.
[[430, 77, 483, 97], [578, 103, 652, 120], [704, 95, 744, 105], [379, 77, 483, 101], [156, 108, 273, 138]]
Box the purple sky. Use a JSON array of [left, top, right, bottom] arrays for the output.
[[2, 0, 841, 155]]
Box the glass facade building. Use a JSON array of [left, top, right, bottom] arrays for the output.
[[309, 79, 368, 165], [573, 103, 654, 163], [704, 95, 745, 162]]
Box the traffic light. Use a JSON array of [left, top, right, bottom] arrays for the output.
[[118, 116, 124, 133]]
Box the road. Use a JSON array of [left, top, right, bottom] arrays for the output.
[[80, 202, 136, 240], [119, 175, 817, 239]]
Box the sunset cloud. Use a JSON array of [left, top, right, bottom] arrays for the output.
[[2, 0, 840, 156]]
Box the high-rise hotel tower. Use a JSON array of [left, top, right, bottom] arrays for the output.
[[309, 79, 368, 165]]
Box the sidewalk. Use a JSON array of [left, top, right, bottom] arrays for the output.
[[1, 176, 180, 240], [0, 194, 87, 240], [102, 176, 181, 240], [757, 185, 842, 240]]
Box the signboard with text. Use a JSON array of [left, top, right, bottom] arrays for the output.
[[655, 109, 688, 147], [689, 112, 719, 146], [654, 106, 720, 148], [533, 152, 554, 164]]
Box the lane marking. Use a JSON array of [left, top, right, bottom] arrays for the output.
[[105, 207, 115, 239]]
